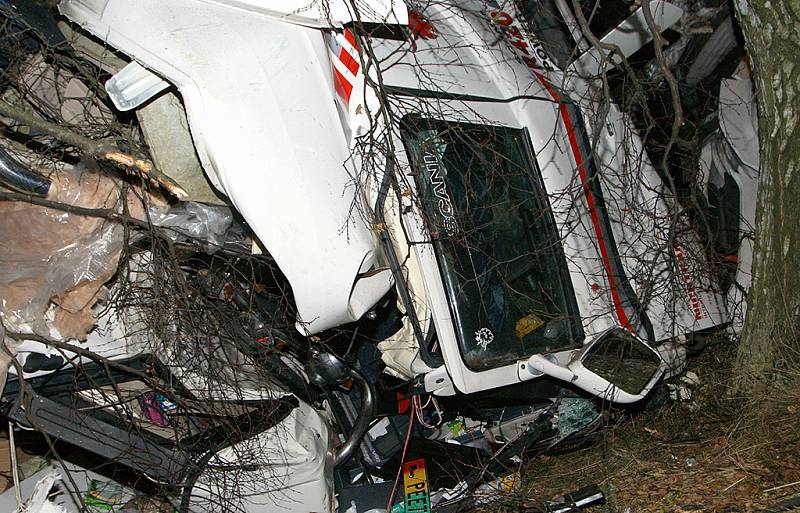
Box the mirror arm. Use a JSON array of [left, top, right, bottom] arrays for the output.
[[525, 355, 576, 383], [523, 355, 649, 404]]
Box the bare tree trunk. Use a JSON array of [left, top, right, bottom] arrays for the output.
[[733, 0, 800, 391]]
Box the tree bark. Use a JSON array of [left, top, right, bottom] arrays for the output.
[[733, 0, 800, 390]]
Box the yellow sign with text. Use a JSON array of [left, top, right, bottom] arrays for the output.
[[402, 458, 431, 513]]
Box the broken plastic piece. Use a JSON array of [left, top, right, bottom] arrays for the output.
[[11, 469, 66, 513], [542, 484, 605, 513], [105, 60, 169, 112]]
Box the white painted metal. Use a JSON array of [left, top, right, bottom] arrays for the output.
[[189, 401, 334, 513], [699, 72, 759, 330], [195, 0, 407, 28], [60, 0, 729, 400], [58, 0, 407, 28], [370, 2, 726, 395], [60, 0, 395, 334], [105, 60, 169, 112]]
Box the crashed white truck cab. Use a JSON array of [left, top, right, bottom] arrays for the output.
[[59, 0, 729, 407]]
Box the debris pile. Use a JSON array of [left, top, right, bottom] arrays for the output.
[[0, 1, 758, 512]]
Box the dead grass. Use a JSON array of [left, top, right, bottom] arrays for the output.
[[495, 336, 800, 512]]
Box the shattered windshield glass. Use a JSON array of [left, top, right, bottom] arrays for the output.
[[402, 118, 583, 370]]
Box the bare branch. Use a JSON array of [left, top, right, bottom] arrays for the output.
[[0, 99, 189, 200], [0, 190, 150, 228]]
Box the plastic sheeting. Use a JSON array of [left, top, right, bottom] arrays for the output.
[[0, 160, 153, 340], [0, 324, 11, 397], [149, 202, 233, 252]]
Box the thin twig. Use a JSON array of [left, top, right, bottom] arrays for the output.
[[0, 190, 149, 227], [640, 0, 684, 174], [8, 420, 21, 508], [719, 476, 747, 494], [763, 480, 800, 494]]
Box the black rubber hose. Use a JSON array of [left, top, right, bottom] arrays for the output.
[[0, 146, 50, 196], [332, 366, 376, 467]]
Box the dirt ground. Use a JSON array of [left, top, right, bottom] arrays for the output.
[[496, 336, 800, 512]]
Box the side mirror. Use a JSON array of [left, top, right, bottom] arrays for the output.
[[570, 0, 684, 78], [521, 328, 665, 403]]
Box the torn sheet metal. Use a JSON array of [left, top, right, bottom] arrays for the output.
[[698, 66, 759, 330], [189, 401, 334, 513], [60, 0, 394, 333]]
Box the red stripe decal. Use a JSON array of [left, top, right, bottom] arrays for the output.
[[333, 67, 353, 103], [344, 28, 357, 47], [532, 70, 633, 333], [339, 47, 361, 76]]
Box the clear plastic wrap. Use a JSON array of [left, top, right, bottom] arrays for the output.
[[0, 157, 233, 340], [0, 325, 11, 397], [0, 161, 129, 339], [148, 201, 233, 251]]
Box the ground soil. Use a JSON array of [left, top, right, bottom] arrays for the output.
[[490, 335, 800, 512]]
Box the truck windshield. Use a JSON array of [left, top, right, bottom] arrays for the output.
[[401, 118, 583, 370]]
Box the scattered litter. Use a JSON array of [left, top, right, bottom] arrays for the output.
[[136, 392, 170, 427], [682, 371, 700, 387], [85, 479, 127, 512], [668, 370, 702, 403], [523, 484, 606, 513], [12, 469, 66, 513], [0, 464, 135, 513]]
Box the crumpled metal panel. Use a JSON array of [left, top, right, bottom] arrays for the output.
[[60, 0, 394, 333]]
